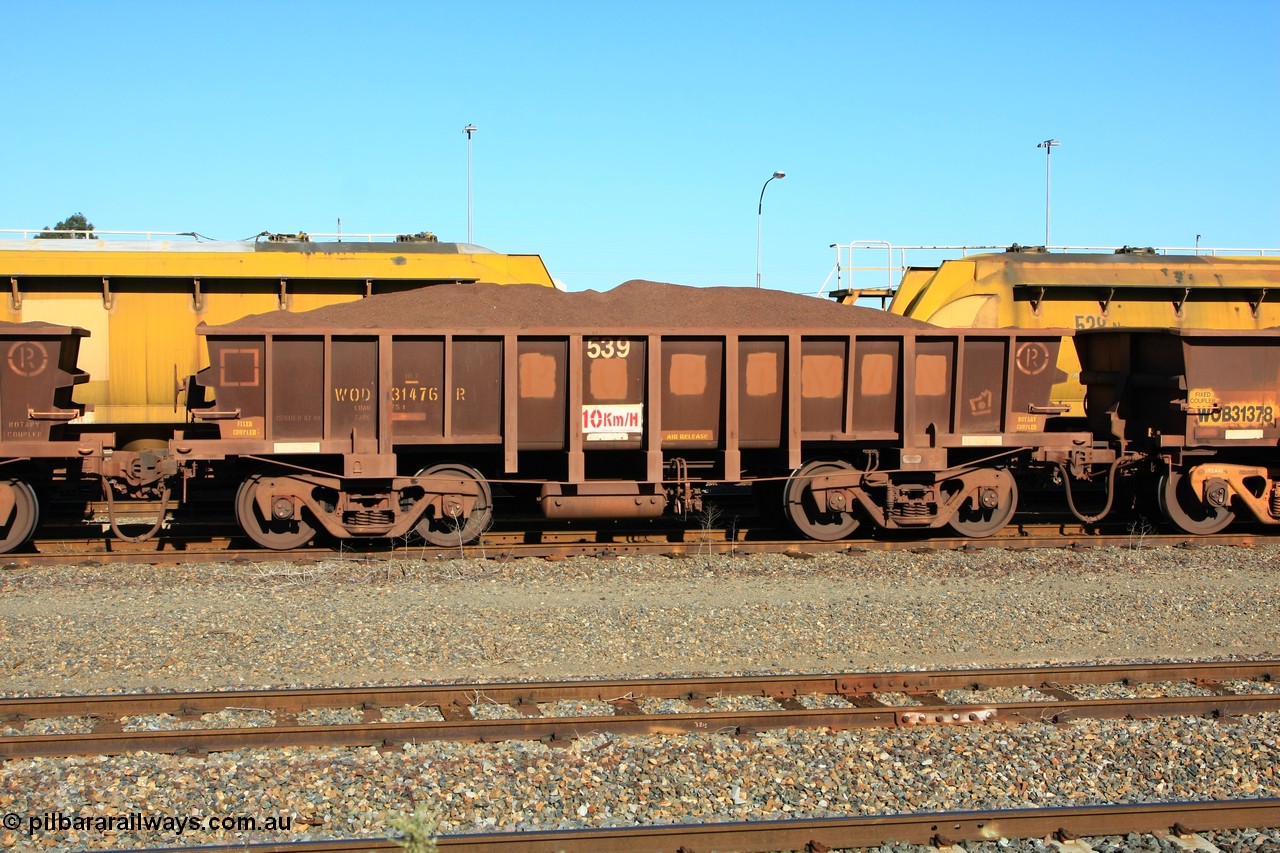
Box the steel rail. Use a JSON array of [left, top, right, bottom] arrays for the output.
[[108, 799, 1280, 853], [14, 520, 1279, 566], [4, 660, 1276, 760], [5, 659, 1277, 716]]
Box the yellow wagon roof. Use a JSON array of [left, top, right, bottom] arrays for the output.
[[0, 236, 556, 287]]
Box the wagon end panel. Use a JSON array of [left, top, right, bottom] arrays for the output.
[[1111, 330, 1190, 445], [193, 336, 267, 442], [1007, 333, 1070, 436], [0, 327, 88, 444], [1178, 331, 1280, 446], [1075, 328, 1134, 443]]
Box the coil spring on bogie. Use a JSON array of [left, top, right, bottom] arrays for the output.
[[344, 510, 394, 527], [896, 503, 931, 519], [1270, 483, 1280, 518]]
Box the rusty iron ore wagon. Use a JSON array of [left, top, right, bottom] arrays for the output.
[[0, 322, 88, 549], [6, 280, 1275, 554], [173, 282, 1094, 548], [1075, 326, 1280, 535]]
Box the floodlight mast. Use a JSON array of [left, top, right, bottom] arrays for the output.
[[1036, 139, 1060, 247], [465, 125, 478, 243]]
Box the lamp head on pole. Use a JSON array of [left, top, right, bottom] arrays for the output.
[[759, 171, 786, 211], [464, 124, 477, 138], [1037, 139, 1059, 150]]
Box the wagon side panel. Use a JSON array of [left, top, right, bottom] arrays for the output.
[[389, 337, 445, 442], [579, 336, 645, 451], [799, 337, 848, 439], [660, 337, 723, 449], [909, 335, 956, 443], [450, 337, 502, 440], [270, 336, 324, 441], [516, 338, 567, 450], [848, 335, 902, 438], [738, 337, 784, 448], [330, 337, 379, 451], [956, 336, 1007, 436]]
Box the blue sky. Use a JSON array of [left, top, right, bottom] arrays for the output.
[[4, 0, 1277, 293]]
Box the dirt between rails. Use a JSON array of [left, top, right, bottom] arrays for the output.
[[0, 545, 1277, 696], [222, 279, 935, 331]]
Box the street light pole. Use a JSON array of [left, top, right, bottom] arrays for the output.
[[1036, 139, 1059, 247], [756, 171, 785, 288], [464, 124, 477, 244]]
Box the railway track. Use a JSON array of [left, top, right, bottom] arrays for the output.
[[11, 513, 1276, 567], [84, 800, 1280, 852], [4, 660, 1277, 761], [14, 481, 1271, 565]]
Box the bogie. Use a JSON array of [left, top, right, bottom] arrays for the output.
[[235, 474, 318, 550], [783, 460, 860, 541], [412, 464, 493, 547], [948, 471, 1018, 538], [1157, 468, 1234, 535]]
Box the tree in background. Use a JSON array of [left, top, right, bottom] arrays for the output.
[[35, 213, 95, 239]]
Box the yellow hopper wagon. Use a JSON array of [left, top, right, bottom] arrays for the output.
[[0, 230, 556, 445], [825, 244, 1280, 416]]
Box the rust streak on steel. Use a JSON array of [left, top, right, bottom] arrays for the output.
[[2, 661, 1277, 760], [102, 799, 1280, 852]]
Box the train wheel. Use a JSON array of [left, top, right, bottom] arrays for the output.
[[235, 475, 317, 550], [1158, 469, 1233, 535], [784, 460, 860, 541], [414, 464, 493, 547], [950, 472, 1018, 538], [0, 479, 39, 554]]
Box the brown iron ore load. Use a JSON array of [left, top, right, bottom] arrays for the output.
[[224, 280, 935, 331]]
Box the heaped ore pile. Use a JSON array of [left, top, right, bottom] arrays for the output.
[[224, 280, 934, 331]]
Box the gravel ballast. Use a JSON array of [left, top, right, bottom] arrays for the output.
[[1, 544, 1278, 851], [2, 545, 1276, 695]]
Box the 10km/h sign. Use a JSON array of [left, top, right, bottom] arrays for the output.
[[582, 404, 643, 441]]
